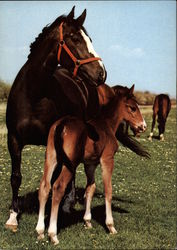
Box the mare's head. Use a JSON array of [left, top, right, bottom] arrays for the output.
[[29, 6, 106, 86], [119, 85, 147, 133]]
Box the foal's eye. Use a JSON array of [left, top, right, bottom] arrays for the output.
[[130, 106, 136, 112]]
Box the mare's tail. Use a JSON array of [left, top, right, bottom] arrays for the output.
[[116, 124, 150, 158]]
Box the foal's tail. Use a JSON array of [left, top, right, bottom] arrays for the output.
[[53, 117, 76, 174], [116, 124, 150, 158]]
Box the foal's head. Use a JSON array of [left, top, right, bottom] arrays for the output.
[[119, 85, 147, 133]]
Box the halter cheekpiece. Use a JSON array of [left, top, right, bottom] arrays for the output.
[[57, 22, 102, 77]]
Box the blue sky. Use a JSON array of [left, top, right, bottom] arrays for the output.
[[0, 1, 176, 97]]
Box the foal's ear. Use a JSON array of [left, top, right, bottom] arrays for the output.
[[129, 84, 135, 95], [76, 9, 86, 26], [67, 6, 75, 21]]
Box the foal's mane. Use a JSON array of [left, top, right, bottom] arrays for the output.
[[28, 15, 66, 60]]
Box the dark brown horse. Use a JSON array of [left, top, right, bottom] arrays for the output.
[[36, 85, 147, 245], [5, 7, 106, 231], [148, 94, 171, 141]]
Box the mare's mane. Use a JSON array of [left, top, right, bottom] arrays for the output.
[[28, 15, 66, 60], [28, 14, 90, 60]]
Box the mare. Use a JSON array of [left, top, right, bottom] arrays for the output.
[[36, 85, 147, 245], [148, 94, 171, 141], [5, 7, 106, 231]]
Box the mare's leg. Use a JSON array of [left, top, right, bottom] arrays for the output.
[[61, 176, 76, 213], [48, 165, 73, 245], [5, 133, 23, 231], [36, 149, 57, 239], [149, 112, 156, 141], [83, 164, 97, 228], [100, 157, 117, 234]]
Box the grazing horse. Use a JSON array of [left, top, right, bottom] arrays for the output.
[[5, 7, 106, 231], [36, 85, 147, 245], [148, 94, 171, 141]]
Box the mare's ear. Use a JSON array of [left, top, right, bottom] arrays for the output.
[[129, 84, 135, 95], [76, 9, 86, 26], [67, 6, 75, 21]]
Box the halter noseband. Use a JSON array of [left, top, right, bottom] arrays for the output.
[[57, 22, 102, 77]]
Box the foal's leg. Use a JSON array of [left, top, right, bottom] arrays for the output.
[[100, 157, 117, 234], [36, 125, 58, 239], [36, 149, 57, 239], [48, 165, 73, 245], [5, 133, 23, 231], [83, 164, 97, 228]]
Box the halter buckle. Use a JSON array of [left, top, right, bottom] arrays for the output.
[[59, 40, 65, 46], [75, 60, 80, 66]]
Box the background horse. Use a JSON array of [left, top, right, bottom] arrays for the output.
[[148, 94, 171, 141], [5, 7, 106, 231], [36, 85, 147, 245]]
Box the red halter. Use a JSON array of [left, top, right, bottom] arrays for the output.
[[57, 22, 102, 77]]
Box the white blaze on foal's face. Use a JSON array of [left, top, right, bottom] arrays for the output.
[[80, 29, 105, 76]]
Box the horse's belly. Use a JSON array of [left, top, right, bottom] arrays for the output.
[[16, 118, 49, 145], [83, 139, 102, 165]]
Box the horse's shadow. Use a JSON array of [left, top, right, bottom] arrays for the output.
[[18, 187, 132, 232]]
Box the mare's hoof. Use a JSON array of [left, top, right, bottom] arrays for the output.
[[5, 210, 18, 232], [84, 220, 92, 229], [148, 136, 152, 141], [5, 223, 18, 232]]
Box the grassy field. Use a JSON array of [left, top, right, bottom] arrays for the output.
[[0, 102, 176, 249]]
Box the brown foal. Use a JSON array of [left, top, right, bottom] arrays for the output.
[[36, 84, 147, 245]]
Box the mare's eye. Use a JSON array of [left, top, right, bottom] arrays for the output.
[[70, 33, 80, 43]]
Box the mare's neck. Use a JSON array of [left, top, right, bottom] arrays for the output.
[[28, 48, 58, 76]]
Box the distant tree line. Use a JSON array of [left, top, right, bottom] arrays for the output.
[[0, 80, 175, 105], [0, 80, 11, 101]]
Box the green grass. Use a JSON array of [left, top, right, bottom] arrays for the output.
[[0, 103, 176, 249]]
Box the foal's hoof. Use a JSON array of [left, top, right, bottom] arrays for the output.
[[48, 233, 59, 245], [37, 233, 45, 240], [84, 220, 92, 229], [148, 136, 152, 141], [5, 223, 18, 232], [107, 225, 117, 234]]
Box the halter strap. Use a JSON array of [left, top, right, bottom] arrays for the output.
[[57, 22, 102, 77]]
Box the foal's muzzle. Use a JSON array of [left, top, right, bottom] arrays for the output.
[[138, 120, 147, 132]]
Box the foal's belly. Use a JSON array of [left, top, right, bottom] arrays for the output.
[[83, 137, 103, 165]]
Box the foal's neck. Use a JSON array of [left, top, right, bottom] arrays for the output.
[[102, 96, 124, 134]]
